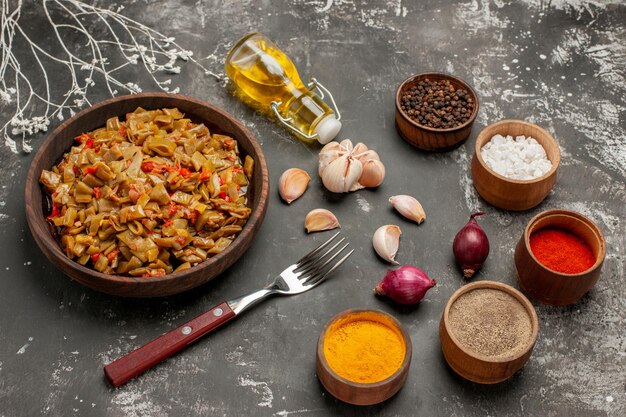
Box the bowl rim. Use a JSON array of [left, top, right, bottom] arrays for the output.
[[474, 119, 561, 185], [522, 209, 606, 277], [395, 71, 479, 133], [442, 281, 539, 364], [24, 92, 269, 289], [316, 308, 412, 389]]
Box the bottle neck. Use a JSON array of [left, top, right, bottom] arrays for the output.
[[277, 88, 340, 144], [279, 87, 331, 117]]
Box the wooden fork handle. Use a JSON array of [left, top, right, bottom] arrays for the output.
[[104, 302, 235, 387]]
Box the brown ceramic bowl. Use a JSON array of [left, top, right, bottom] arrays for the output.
[[514, 209, 606, 305], [471, 119, 561, 211], [439, 281, 539, 384], [25, 93, 270, 297], [395, 72, 479, 151], [316, 309, 412, 405]]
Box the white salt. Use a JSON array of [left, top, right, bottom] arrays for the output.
[[481, 134, 553, 180]]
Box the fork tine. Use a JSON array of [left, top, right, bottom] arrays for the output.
[[304, 242, 350, 279], [303, 248, 354, 287], [324, 249, 354, 277], [295, 232, 341, 268], [295, 237, 346, 274], [300, 243, 351, 285]]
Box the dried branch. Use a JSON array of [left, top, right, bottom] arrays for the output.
[[0, 0, 220, 153]]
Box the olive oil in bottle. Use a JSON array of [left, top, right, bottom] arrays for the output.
[[225, 33, 341, 144]]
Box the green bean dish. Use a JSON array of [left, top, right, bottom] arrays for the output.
[[40, 107, 254, 277]]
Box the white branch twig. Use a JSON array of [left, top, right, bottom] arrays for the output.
[[0, 0, 221, 153]]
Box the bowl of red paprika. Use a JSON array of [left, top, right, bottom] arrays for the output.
[[514, 209, 606, 305]]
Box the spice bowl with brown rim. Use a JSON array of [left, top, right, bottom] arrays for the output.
[[471, 119, 561, 211], [316, 309, 412, 405], [394, 72, 479, 151], [439, 281, 539, 384], [514, 209, 606, 305]]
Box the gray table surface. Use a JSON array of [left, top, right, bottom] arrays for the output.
[[1, 1, 625, 416]]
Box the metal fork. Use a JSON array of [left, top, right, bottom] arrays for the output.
[[104, 232, 353, 387]]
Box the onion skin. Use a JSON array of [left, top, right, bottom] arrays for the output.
[[453, 212, 490, 279], [374, 265, 436, 305]]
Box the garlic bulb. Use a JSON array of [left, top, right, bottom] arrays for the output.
[[318, 139, 385, 193], [305, 209, 340, 233], [278, 168, 310, 204], [372, 225, 402, 264], [389, 195, 426, 224]]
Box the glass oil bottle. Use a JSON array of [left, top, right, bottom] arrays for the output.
[[225, 33, 341, 144]]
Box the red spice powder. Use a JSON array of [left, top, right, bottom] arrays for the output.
[[529, 227, 596, 274]]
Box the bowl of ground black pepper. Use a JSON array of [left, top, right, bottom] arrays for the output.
[[395, 72, 479, 151], [439, 281, 539, 384], [514, 209, 606, 305]]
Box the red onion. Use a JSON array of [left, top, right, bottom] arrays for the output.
[[453, 212, 490, 279], [374, 265, 436, 305]]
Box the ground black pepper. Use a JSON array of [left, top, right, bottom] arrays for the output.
[[400, 79, 475, 129], [448, 288, 532, 358]]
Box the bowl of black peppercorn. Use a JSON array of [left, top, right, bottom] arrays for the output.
[[395, 72, 479, 151]]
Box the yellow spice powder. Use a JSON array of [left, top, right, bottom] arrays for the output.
[[323, 316, 405, 384]]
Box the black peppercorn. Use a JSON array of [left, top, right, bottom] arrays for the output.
[[400, 79, 474, 129]]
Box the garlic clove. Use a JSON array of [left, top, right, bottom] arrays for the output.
[[321, 155, 363, 193], [358, 159, 385, 188], [339, 139, 354, 152], [352, 142, 369, 155], [318, 142, 345, 176], [321, 141, 343, 153], [351, 141, 379, 163], [354, 149, 380, 163], [349, 181, 365, 192], [305, 209, 340, 233], [372, 225, 402, 264], [367, 149, 381, 161], [278, 168, 310, 204], [389, 195, 426, 224]]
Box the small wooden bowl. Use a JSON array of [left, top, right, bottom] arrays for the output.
[[439, 281, 539, 384], [471, 119, 560, 211], [316, 309, 412, 405], [25, 93, 270, 297], [514, 209, 606, 305], [395, 72, 479, 151]]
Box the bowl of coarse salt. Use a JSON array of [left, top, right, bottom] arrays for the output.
[[471, 119, 560, 211]]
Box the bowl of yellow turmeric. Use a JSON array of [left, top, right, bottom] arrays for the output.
[[315, 309, 412, 405]]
